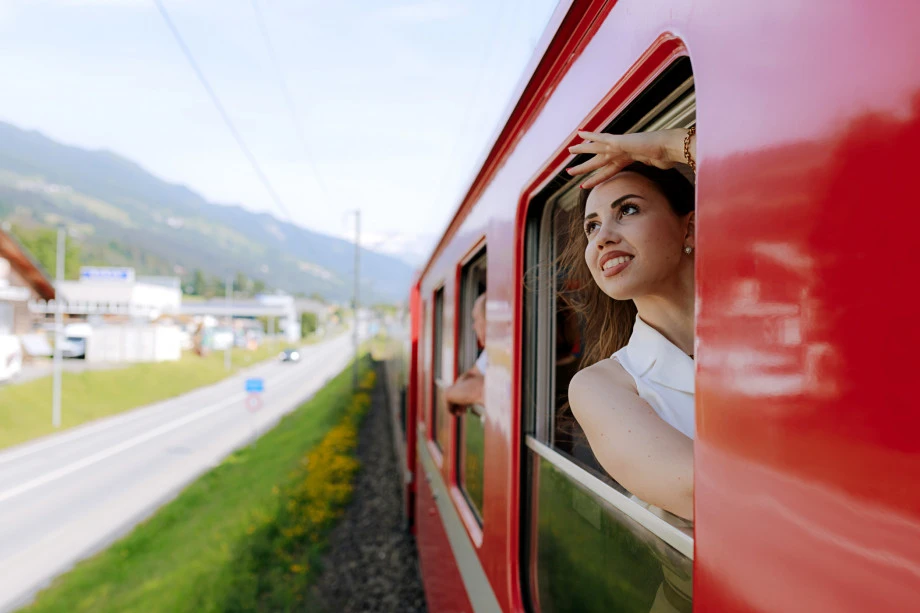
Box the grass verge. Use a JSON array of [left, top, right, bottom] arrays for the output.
[[24, 357, 374, 613], [0, 341, 288, 450]]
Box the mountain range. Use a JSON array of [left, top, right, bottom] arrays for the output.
[[0, 121, 418, 303]]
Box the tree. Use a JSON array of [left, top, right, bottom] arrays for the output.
[[256, 315, 271, 333], [209, 276, 225, 298], [10, 225, 81, 279], [234, 271, 249, 296], [252, 278, 266, 295], [190, 269, 207, 296], [300, 312, 318, 337]]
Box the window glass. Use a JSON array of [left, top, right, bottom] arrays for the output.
[[456, 251, 487, 520], [421, 297, 430, 433], [527, 451, 692, 613], [432, 288, 447, 451], [521, 58, 696, 612]]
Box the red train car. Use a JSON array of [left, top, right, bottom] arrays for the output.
[[399, 1, 920, 611]]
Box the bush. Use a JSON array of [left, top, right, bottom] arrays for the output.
[[215, 370, 377, 611]]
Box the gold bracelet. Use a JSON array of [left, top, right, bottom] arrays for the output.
[[683, 125, 696, 173]]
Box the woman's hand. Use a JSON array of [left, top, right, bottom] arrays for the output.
[[566, 128, 693, 189]]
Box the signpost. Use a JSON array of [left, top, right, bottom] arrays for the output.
[[52, 228, 65, 428], [79, 266, 135, 283], [244, 377, 264, 444]]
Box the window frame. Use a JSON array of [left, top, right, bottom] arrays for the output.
[[520, 58, 699, 604], [430, 285, 447, 458], [454, 247, 488, 525]]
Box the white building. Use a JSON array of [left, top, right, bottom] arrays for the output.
[[0, 228, 56, 379], [53, 267, 182, 319], [0, 228, 56, 335], [86, 323, 181, 363]]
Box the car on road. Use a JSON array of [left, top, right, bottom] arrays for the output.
[[279, 348, 300, 363]]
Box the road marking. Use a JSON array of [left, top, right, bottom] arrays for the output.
[[0, 342, 333, 466], [0, 344, 342, 504], [0, 393, 245, 505]]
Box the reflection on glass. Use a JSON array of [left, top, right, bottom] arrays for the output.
[[459, 406, 485, 518], [529, 454, 692, 613], [436, 386, 450, 452]]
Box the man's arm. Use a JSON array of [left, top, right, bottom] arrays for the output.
[[445, 365, 484, 410]]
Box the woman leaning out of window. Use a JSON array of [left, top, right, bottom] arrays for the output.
[[563, 127, 697, 521]]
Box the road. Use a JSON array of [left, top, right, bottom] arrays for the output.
[[0, 334, 355, 612]]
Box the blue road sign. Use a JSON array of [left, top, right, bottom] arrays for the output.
[[79, 266, 135, 282], [245, 378, 264, 393]]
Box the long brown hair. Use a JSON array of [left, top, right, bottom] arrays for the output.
[[556, 162, 695, 369]]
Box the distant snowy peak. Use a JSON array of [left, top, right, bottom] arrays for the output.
[[357, 231, 435, 268]]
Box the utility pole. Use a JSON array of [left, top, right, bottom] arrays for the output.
[[352, 210, 360, 389], [225, 274, 232, 371], [51, 227, 65, 428]]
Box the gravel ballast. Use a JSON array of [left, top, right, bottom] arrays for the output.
[[310, 364, 427, 613]]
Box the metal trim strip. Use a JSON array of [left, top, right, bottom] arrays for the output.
[[418, 438, 502, 613], [525, 436, 694, 559]]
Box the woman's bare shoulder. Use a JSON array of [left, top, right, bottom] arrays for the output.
[[568, 357, 638, 416]]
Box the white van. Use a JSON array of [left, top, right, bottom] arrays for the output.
[[0, 335, 23, 382], [61, 323, 92, 359]]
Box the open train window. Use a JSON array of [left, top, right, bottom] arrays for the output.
[[431, 287, 448, 452], [522, 57, 695, 613], [455, 249, 487, 523]]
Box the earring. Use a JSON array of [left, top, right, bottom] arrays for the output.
[[684, 246, 693, 255]]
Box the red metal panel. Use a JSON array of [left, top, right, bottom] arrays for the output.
[[415, 454, 474, 613], [691, 1, 920, 608], [406, 282, 421, 526]]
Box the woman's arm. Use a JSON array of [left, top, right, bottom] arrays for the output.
[[568, 360, 695, 520], [566, 128, 696, 189]]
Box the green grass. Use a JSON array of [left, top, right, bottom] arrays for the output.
[[23, 358, 371, 613], [0, 341, 288, 450]]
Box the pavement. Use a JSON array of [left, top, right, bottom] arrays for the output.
[[0, 333, 356, 612]]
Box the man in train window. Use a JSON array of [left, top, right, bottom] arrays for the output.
[[446, 292, 486, 412]]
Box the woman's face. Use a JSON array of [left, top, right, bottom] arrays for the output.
[[583, 172, 692, 301]]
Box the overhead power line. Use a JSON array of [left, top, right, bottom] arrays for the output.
[[152, 0, 295, 222], [249, 0, 330, 200]]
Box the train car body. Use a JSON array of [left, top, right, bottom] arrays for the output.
[[401, 1, 920, 611]]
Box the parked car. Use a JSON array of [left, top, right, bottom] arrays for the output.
[[279, 348, 300, 363], [60, 323, 91, 359], [60, 337, 87, 359]]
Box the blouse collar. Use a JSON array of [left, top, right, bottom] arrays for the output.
[[624, 317, 695, 394]]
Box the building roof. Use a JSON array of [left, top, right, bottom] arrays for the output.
[[0, 228, 56, 301]]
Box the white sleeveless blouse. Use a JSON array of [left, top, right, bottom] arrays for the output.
[[611, 317, 695, 439]]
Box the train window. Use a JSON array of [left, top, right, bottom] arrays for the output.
[[455, 249, 487, 522], [431, 287, 449, 452], [420, 297, 428, 436], [522, 58, 696, 612]]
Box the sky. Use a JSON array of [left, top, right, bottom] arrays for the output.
[[0, 0, 559, 263]]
